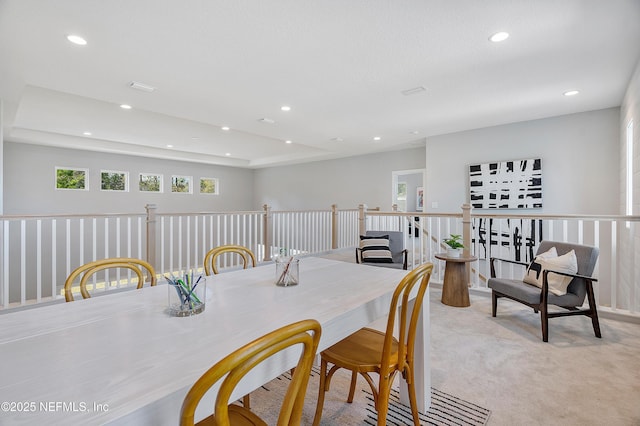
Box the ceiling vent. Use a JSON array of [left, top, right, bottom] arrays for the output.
[[401, 86, 426, 96], [258, 118, 276, 124], [129, 81, 156, 92]]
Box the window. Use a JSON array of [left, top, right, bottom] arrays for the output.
[[139, 173, 163, 192], [171, 175, 192, 193], [101, 170, 129, 191], [56, 167, 88, 190], [627, 119, 634, 218], [200, 177, 219, 194]]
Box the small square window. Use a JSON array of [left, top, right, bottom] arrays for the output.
[[56, 167, 88, 190], [200, 177, 219, 194], [101, 170, 129, 192], [139, 173, 163, 193], [172, 175, 192, 194]]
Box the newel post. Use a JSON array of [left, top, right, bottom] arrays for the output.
[[145, 204, 157, 270], [331, 204, 339, 250], [461, 203, 472, 256], [358, 204, 367, 237], [262, 204, 272, 261]]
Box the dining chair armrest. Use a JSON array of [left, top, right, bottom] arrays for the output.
[[490, 257, 529, 278]]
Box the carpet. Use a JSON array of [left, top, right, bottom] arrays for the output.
[[246, 367, 491, 425]]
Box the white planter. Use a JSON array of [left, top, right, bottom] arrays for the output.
[[446, 247, 462, 258]]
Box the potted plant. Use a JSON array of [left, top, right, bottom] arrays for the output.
[[443, 234, 464, 257]]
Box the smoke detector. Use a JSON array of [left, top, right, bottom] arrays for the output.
[[129, 81, 156, 92]]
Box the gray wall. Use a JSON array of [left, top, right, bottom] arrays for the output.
[[253, 147, 427, 211], [425, 108, 620, 215], [3, 142, 255, 215]]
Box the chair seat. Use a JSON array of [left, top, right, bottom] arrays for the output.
[[488, 277, 581, 307], [322, 327, 399, 372], [197, 405, 267, 426]]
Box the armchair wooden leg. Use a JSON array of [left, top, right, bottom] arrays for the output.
[[242, 394, 250, 410], [540, 305, 549, 342], [491, 291, 498, 317], [586, 283, 602, 338]]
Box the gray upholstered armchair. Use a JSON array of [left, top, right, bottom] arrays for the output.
[[488, 241, 601, 342], [356, 230, 408, 270]]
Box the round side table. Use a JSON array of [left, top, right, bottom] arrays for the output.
[[434, 253, 477, 307]]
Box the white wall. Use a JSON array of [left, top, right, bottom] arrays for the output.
[[253, 147, 426, 211], [425, 108, 620, 215], [3, 142, 255, 215], [621, 60, 640, 216]]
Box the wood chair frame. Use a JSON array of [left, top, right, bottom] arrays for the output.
[[64, 257, 156, 302], [204, 245, 257, 275], [312, 262, 433, 426], [180, 319, 321, 426]]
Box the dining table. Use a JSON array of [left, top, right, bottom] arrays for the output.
[[0, 256, 431, 425]]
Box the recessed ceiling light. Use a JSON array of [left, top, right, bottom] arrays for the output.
[[373, 136, 381, 141], [225, 153, 231, 156], [166, 144, 173, 148], [489, 32, 509, 42], [221, 126, 230, 131], [280, 105, 291, 112], [285, 140, 292, 144], [120, 104, 132, 110], [564, 90, 580, 96], [66, 34, 87, 45], [83, 131, 92, 136]]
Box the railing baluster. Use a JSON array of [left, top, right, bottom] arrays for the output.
[[36, 220, 42, 302], [20, 220, 26, 305]]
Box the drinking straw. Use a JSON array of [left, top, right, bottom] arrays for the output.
[[277, 257, 295, 285]]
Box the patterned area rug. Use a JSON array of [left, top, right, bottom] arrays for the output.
[[247, 367, 491, 425]]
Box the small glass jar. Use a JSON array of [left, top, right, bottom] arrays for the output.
[[275, 256, 299, 286]]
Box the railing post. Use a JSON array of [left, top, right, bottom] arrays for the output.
[[331, 204, 338, 250], [358, 204, 367, 236], [462, 203, 472, 256], [263, 204, 272, 261], [145, 204, 157, 271]]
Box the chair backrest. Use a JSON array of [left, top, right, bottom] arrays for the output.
[[365, 230, 404, 262], [64, 258, 156, 302], [204, 245, 257, 275], [379, 262, 433, 380], [180, 319, 321, 426], [536, 240, 599, 301]]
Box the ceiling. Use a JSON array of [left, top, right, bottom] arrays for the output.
[[1, 1, 639, 169]]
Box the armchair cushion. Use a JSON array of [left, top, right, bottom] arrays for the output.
[[523, 247, 578, 295], [523, 246, 558, 286], [359, 235, 393, 263]]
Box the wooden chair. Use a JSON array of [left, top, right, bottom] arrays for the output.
[[488, 240, 601, 342], [204, 245, 257, 275], [180, 319, 321, 426], [312, 262, 434, 426], [64, 257, 156, 302]]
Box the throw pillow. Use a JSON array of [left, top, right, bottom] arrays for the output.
[[523, 247, 558, 287], [538, 250, 578, 295], [359, 235, 393, 263]]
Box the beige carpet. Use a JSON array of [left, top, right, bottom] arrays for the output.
[[313, 249, 640, 425], [248, 367, 491, 425]]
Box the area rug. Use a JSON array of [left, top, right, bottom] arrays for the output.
[[246, 367, 491, 425]]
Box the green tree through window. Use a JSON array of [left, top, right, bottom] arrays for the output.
[[56, 168, 87, 190]]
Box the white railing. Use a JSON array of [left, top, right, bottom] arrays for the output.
[[363, 206, 640, 317], [1, 204, 638, 319]]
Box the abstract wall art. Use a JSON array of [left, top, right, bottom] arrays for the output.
[[469, 158, 542, 209]]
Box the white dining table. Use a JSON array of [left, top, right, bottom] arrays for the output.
[[0, 257, 430, 425]]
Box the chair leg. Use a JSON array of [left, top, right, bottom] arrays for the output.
[[376, 378, 392, 426], [312, 358, 328, 426], [347, 371, 357, 403], [243, 394, 250, 410], [540, 304, 549, 342], [405, 370, 421, 426], [491, 291, 498, 317], [586, 282, 602, 338]]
